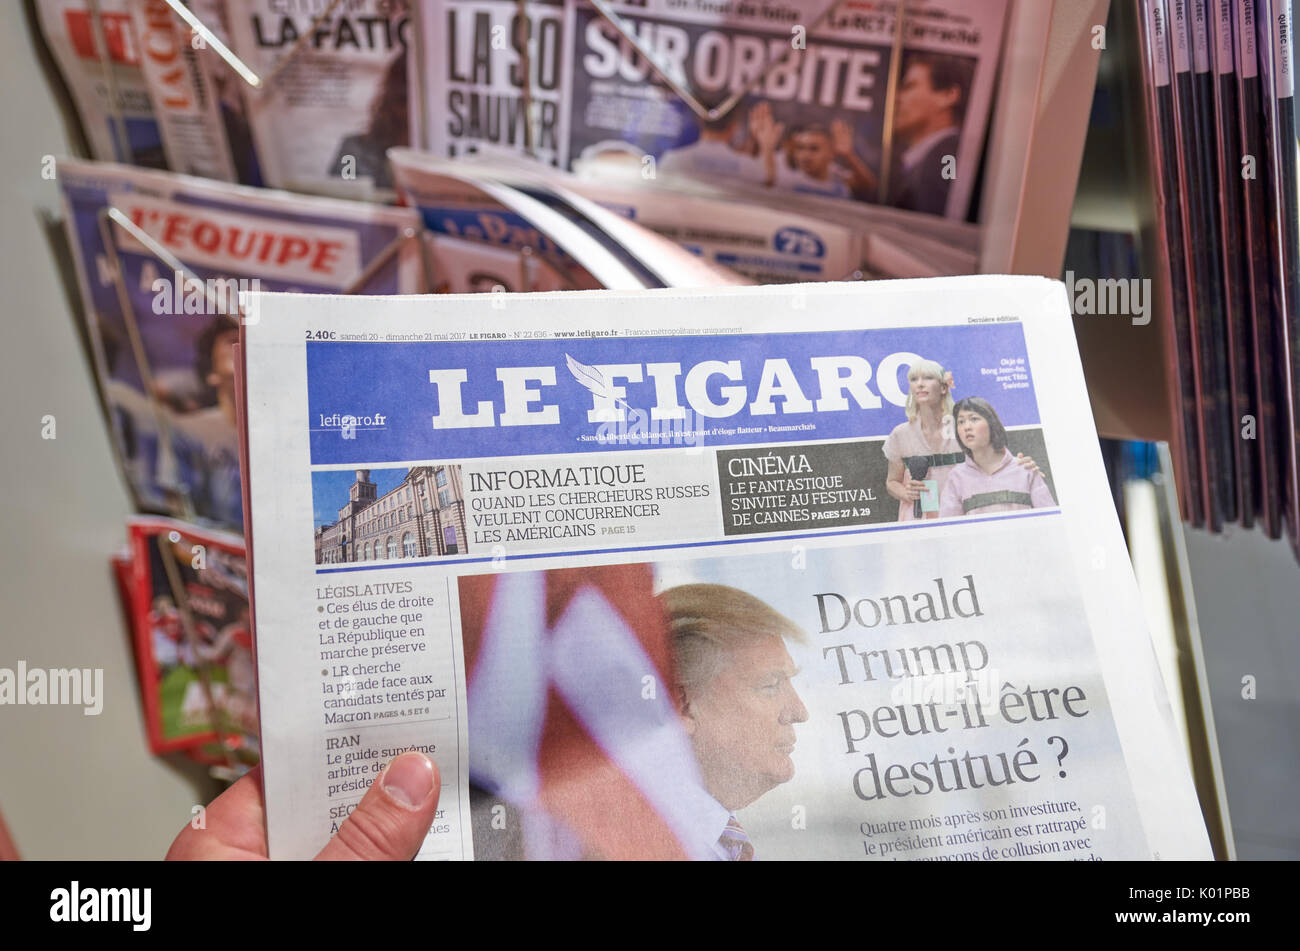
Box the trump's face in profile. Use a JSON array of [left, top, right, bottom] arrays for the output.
[[681, 633, 810, 811]]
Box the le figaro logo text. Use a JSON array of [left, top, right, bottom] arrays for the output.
[[50, 882, 151, 932]]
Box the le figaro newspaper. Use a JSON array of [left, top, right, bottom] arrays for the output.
[[243, 277, 1211, 861]]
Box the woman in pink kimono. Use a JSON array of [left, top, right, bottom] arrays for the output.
[[940, 397, 1056, 517]]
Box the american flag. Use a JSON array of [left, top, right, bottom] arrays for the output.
[[460, 564, 713, 860]]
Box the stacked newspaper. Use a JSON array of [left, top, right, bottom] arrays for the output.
[[241, 276, 1212, 860], [36, 0, 412, 195], [417, 0, 1005, 218], [412, 0, 997, 278], [1135, 0, 1300, 550], [36, 0, 998, 280]]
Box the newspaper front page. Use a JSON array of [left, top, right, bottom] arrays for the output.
[[565, 0, 1005, 219], [244, 277, 1211, 860], [224, 0, 412, 197], [126, 0, 240, 181], [422, 0, 573, 164], [37, 0, 168, 167]]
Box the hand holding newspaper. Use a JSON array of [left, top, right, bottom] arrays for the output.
[[242, 276, 1211, 860]]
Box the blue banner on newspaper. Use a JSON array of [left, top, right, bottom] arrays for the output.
[[306, 323, 1038, 464]]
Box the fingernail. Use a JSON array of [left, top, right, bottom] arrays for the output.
[[380, 752, 435, 810]]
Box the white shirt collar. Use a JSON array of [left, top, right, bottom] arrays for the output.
[[676, 783, 736, 860]]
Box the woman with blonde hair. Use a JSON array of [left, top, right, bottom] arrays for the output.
[[882, 359, 962, 521]]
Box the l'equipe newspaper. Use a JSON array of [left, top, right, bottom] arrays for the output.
[[59, 159, 422, 534]]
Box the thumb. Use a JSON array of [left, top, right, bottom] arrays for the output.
[[315, 752, 441, 861]]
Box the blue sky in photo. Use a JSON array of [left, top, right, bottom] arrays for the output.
[[312, 468, 409, 529]]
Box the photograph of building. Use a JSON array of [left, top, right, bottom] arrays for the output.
[[313, 466, 468, 565]]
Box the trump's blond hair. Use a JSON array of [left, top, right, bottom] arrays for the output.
[[657, 584, 807, 693]]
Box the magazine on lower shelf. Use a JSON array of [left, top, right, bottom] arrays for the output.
[[120, 516, 256, 760], [241, 275, 1211, 860]]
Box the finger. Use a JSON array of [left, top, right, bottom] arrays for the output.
[[315, 752, 441, 861], [166, 766, 268, 860]]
